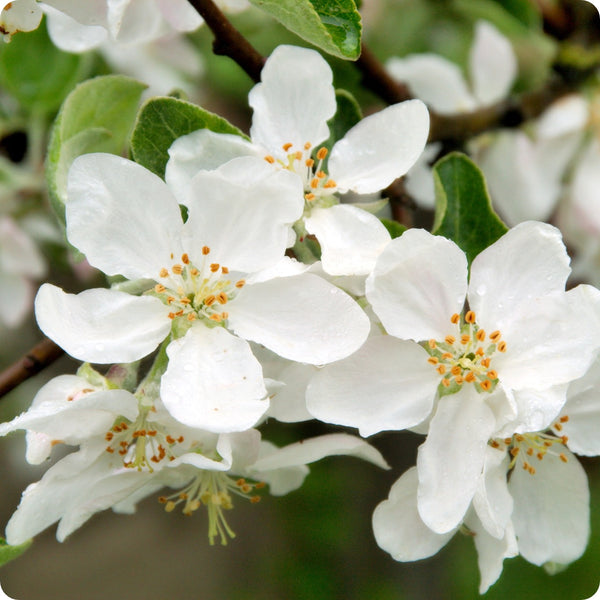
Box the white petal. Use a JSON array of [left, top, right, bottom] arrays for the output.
[[250, 433, 389, 472], [228, 273, 369, 364], [0, 272, 32, 328], [0, 217, 46, 277], [366, 229, 468, 341], [470, 21, 516, 106], [304, 204, 391, 276], [67, 153, 184, 281], [35, 284, 171, 363], [249, 45, 336, 155], [417, 387, 496, 534], [372, 468, 456, 561], [509, 448, 590, 566], [571, 139, 600, 234], [404, 142, 441, 211], [155, 0, 203, 31], [306, 335, 438, 437], [165, 129, 261, 201], [329, 100, 429, 193], [536, 95, 589, 139], [468, 221, 571, 328], [184, 157, 303, 273], [43, 4, 107, 52], [108, 0, 163, 44], [386, 54, 476, 114], [506, 385, 568, 435], [160, 326, 268, 432]]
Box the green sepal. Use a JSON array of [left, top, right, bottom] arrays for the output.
[[379, 218, 406, 239], [248, 0, 362, 60], [432, 152, 507, 265], [0, 21, 89, 114], [130, 96, 248, 179], [46, 75, 147, 222], [0, 537, 32, 567]]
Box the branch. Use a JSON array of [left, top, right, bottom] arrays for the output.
[[188, 0, 265, 82], [0, 338, 64, 398]]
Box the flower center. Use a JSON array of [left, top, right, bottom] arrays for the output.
[[158, 473, 264, 545], [104, 407, 184, 471], [264, 142, 338, 202], [152, 247, 245, 328], [426, 311, 506, 395], [491, 415, 570, 475]]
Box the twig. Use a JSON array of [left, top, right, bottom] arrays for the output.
[[188, 0, 265, 82], [0, 338, 64, 398]]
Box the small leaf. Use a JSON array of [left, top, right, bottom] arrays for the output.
[[380, 218, 406, 239], [46, 75, 147, 220], [0, 20, 88, 114], [432, 152, 507, 264], [0, 537, 32, 567], [130, 97, 247, 179], [249, 0, 362, 60]]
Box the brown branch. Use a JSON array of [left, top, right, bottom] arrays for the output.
[[188, 0, 265, 82], [0, 338, 64, 398]]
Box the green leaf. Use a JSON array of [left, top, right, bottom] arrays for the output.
[[0, 537, 32, 567], [248, 0, 362, 60], [432, 152, 507, 264], [488, 0, 541, 27], [130, 97, 247, 179], [0, 20, 88, 114], [380, 218, 406, 239], [46, 75, 147, 221]]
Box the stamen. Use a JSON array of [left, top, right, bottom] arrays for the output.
[[450, 313, 460, 324], [202, 246, 211, 255], [445, 335, 455, 345], [305, 159, 314, 167], [465, 311, 476, 324], [159, 268, 169, 278], [181, 253, 190, 265], [304, 142, 311, 150], [282, 143, 293, 152], [210, 263, 220, 272], [264, 156, 275, 164], [316, 147, 328, 160], [172, 265, 183, 275]]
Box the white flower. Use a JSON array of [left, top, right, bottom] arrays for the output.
[[307, 221, 600, 534], [36, 152, 369, 431], [165, 44, 429, 276], [0, 0, 42, 41]]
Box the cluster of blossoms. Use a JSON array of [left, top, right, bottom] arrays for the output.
[[2, 29, 600, 596]]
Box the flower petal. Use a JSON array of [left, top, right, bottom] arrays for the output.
[[372, 467, 456, 561], [183, 157, 303, 273], [417, 387, 496, 534], [304, 204, 391, 276], [306, 335, 438, 437], [468, 221, 571, 329], [227, 273, 369, 364], [249, 45, 336, 155], [366, 229, 468, 341], [328, 100, 429, 193], [35, 283, 171, 363], [160, 326, 268, 432], [509, 448, 590, 566], [67, 153, 184, 281]]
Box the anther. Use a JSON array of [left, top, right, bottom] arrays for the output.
[[476, 329, 486, 341], [304, 142, 311, 150], [460, 334, 470, 344], [221, 267, 229, 274], [497, 341, 507, 352], [465, 372, 476, 383], [450, 313, 460, 324], [294, 151, 302, 160], [310, 178, 320, 189], [159, 268, 169, 278], [561, 435, 569, 444], [445, 335, 455, 345], [181, 253, 190, 264], [282, 143, 293, 152], [316, 147, 328, 160], [554, 423, 563, 431], [217, 292, 228, 304], [465, 311, 476, 323], [428, 340, 437, 349], [324, 180, 337, 188], [451, 365, 461, 376], [155, 284, 166, 293], [487, 370, 498, 380], [480, 380, 492, 391], [316, 170, 326, 179], [264, 156, 275, 164], [442, 352, 453, 360], [305, 159, 314, 167], [510, 447, 520, 457], [305, 193, 316, 201], [190, 268, 199, 276], [172, 264, 183, 275], [441, 378, 451, 388], [559, 453, 568, 463], [437, 365, 446, 375], [427, 357, 439, 365], [235, 280, 245, 288], [490, 331, 501, 343], [202, 246, 210, 255], [560, 415, 569, 423], [210, 263, 220, 272], [205, 295, 216, 306]]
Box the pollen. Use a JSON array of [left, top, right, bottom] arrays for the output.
[[217, 292, 228, 304], [476, 329, 486, 341], [235, 280, 246, 288], [210, 263, 220, 272], [172, 264, 183, 275], [497, 341, 507, 352], [310, 178, 320, 189], [305, 158, 314, 167], [305, 193, 316, 201], [445, 335, 455, 345], [304, 142, 311, 150]]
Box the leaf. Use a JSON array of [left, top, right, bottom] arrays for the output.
[[0, 20, 88, 114], [248, 0, 362, 60], [46, 75, 147, 221], [432, 152, 507, 264], [130, 97, 248, 179], [380, 218, 406, 239], [0, 537, 31, 567]]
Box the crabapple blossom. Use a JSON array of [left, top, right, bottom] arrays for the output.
[[165, 44, 429, 276], [307, 221, 600, 534]]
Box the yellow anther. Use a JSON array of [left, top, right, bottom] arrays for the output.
[[510, 447, 520, 457], [427, 357, 439, 365], [221, 266, 229, 274], [465, 372, 476, 383], [282, 143, 293, 152], [490, 330, 501, 343], [304, 142, 311, 150], [460, 334, 470, 345], [561, 435, 569, 444], [264, 155, 275, 164], [210, 263, 220, 272], [560, 415, 569, 423], [316, 170, 326, 179], [455, 375, 464, 385], [497, 341, 507, 352], [187, 313, 196, 321], [294, 151, 302, 160], [179, 298, 191, 305], [526, 447, 534, 456], [155, 284, 166, 293], [445, 335, 456, 345], [504, 438, 512, 445], [465, 311, 476, 323], [450, 313, 460, 324], [305, 158, 315, 167], [159, 268, 169, 278], [428, 339, 437, 349], [205, 295, 216, 306], [481, 357, 491, 368], [451, 365, 461, 376], [476, 347, 484, 356], [167, 296, 175, 304], [554, 423, 563, 432], [441, 352, 453, 360], [441, 378, 451, 388], [316, 147, 328, 160], [486, 370, 498, 380], [476, 329, 486, 342], [324, 180, 337, 188], [235, 280, 246, 288], [437, 365, 446, 375], [172, 264, 183, 275], [480, 380, 492, 391], [168, 312, 176, 319], [181, 253, 190, 265], [305, 193, 316, 201], [221, 312, 229, 319], [210, 314, 222, 322], [202, 246, 211, 255], [515, 434, 524, 442], [217, 292, 228, 304], [310, 178, 320, 189], [190, 268, 199, 276], [528, 466, 536, 475]]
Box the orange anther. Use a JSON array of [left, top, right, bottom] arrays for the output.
[[172, 264, 183, 275], [486, 370, 498, 380], [445, 335, 456, 345], [210, 263, 220, 272], [490, 331, 501, 342], [497, 341, 507, 352], [316, 147, 328, 160], [437, 365, 446, 375], [310, 178, 320, 189], [324, 180, 337, 188], [451, 365, 461, 376], [181, 253, 190, 264], [304, 142, 312, 150], [264, 155, 275, 164], [465, 372, 476, 383], [159, 268, 169, 278], [235, 280, 246, 288], [217, 292, 228, 304], [316, 170, 326, 179], [282, 143, 293, 152], [480, 380, 492, 391], [476, 329, 486, 341], [428, 339, 437, 349], [441, 378, 451, 388], [155, 284, 166, 293], [305, 158, 315, 167], [205, 295, 216, 306], [559, 453, 568, 463], [305, 193, 316, 201], [560, 415, 569, 423], [427, 357, 439, 365], [460, 334, 470, 344], [465, 311, 476, 323], [450, 313, 460, 324], [202, 246, 210, 255]]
